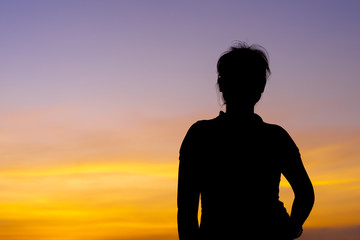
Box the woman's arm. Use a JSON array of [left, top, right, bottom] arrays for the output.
[[177, 123, 201, 239], [177, 159, 200, 239], [276, 126, 315, 238], [282, 155, 315, 238]]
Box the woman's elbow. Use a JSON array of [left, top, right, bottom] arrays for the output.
[[295, 182, 315, 207], [309, 184, 315, 207]]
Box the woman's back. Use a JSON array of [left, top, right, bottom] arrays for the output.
[[179, 111, 298, 238]]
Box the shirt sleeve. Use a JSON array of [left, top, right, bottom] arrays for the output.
[[275, 126, 302, 175]]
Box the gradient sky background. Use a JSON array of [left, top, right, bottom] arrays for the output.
[[1, 1, 360, 239]]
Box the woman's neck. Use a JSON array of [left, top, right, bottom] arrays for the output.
[[225, 104, 254, 119]]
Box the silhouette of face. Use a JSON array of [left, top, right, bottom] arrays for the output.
[[217, 46, 270, 108], [218, 69, 264, 107]]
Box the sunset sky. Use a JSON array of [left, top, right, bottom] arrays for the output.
[[1, 1, 360, 239]]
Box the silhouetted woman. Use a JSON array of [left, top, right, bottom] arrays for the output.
[[177, 43, 314, 240]]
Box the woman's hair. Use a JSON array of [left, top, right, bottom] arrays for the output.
[[217, 42, 271, 105]]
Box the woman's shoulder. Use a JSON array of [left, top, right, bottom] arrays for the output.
[[261, 120, 292, 137], [179, 115, 221, 160], [261, 121, 300, 154], [187, 113, 223, 132]]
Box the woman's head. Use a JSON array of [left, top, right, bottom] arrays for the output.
[[217, 42, 270, 107]]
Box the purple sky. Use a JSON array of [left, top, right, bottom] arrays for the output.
[[1, 1, 359, 127]]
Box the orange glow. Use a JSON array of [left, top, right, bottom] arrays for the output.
[[0, 161, 179, 240], [1, 134, 360, 239]]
